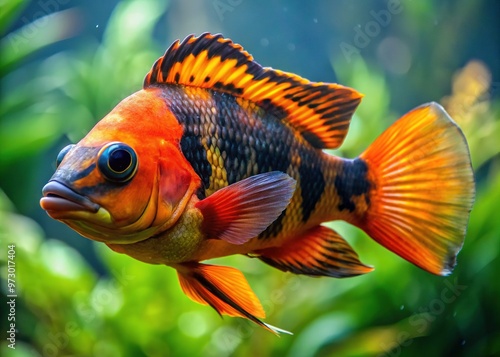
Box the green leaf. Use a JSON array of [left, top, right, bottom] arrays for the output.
[[0, 0, 27, 35]]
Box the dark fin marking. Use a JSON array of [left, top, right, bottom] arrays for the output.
[[298, 146, 326, 222], [177, 263, 291, 335], [256, 225, 374, 278]]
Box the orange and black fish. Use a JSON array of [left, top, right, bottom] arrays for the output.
[[40, 33, 475, 334]]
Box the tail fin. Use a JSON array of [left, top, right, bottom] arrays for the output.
[[359, 102, 475, 275]]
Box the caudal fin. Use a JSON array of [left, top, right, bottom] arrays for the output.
[[359, 102, 475, 275]]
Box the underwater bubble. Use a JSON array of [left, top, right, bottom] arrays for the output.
[[377, 36, 412, 75], [41, 239, 87, 279], [178, 311, 208, 338]]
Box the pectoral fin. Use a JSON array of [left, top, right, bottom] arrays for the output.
[[176, 262, 291, 335], [196, 172, 296, 244], [256, 225, 373, 277]]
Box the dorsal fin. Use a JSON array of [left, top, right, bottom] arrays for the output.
[[144, 33, 363, 149]]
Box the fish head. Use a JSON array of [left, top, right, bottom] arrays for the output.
[[40, 89, 199, 244]]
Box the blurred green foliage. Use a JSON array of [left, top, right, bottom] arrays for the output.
[[1, 0, 499, 356]]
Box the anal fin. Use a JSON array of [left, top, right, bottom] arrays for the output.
[[176, 262, 291, 335], [255, 225, 373, 278]]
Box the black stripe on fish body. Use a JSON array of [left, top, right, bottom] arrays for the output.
[[211, 91, 293, 184], [210, 92, 251, 185], [297, 146, 326, 222], [334, 158, 371, 212], [180, 133, 212, 199], [165, 88, 213, 198], [252, 118, 294, 175]]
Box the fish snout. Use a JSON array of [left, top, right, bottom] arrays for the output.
[[40, 180, 100, 214]]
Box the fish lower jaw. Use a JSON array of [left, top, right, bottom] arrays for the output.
[[65, 217, 163, 245]]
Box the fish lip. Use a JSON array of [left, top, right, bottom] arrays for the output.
[[40, 180, 100, 213]]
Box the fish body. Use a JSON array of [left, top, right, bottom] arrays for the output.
[[40, 33, 475, 333], [103, 85, 364, 266]]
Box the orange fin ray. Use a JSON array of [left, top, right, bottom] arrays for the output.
[[256, 225, 374, 278], [144, 33, 363, 149], [196, 172, 296, 244], [176, 263, 290, 335], [359, 102, 475, 275]]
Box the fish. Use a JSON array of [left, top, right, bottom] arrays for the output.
[[40, 33, 475, 334]]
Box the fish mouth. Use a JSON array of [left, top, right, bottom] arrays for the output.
[[40, 181, 100, 214]]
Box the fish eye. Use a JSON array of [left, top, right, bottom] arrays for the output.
[[97, 143, 138, 182], [56, 144, 75, 167]]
